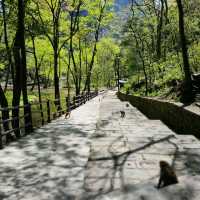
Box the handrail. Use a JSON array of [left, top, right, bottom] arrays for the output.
[[1, 122, 32, 136], [0, 91, 98, 149], [0, 104, 30, 111], [0, 113, 30, 124]]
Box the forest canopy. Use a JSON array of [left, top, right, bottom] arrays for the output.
[[0, 0, 200, 112]]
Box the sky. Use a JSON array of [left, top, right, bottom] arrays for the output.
[[115, 0, 130, 6]]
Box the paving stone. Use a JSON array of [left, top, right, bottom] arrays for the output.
[[0, 90, 199, 199], [84, 90, 200, 199], [0, 95, 101, 200]]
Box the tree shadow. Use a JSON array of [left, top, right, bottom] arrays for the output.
[[83, 135, 180, 200], [0, 118, 92, 199], [84, 131, 200, 200]]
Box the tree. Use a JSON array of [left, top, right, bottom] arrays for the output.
[[0, 84, 13, 143], [176, 0, 194, 102], [12, 0, 32, 138], [83, 0, 109, 92], [68, 0, 83, 95], [1, 0, 14, 91], [35, 0, 65, 108]]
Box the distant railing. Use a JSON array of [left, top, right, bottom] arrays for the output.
[[0, 91, 98, 149]]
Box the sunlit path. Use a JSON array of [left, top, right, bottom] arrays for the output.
[[83, 90, 200, 200], [0, 94, 101, 200], [0, 0, 199, 199], [0, 90, 200, 200]]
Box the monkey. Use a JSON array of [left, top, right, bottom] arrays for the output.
[[157, 161, 178, 189], [120, 111, 125, 118], [126, 103, 129, 107], [65, 111, 71, 119]]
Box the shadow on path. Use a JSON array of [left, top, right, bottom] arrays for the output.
[[0, 115, 95, 200]]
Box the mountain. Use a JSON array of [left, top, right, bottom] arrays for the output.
[[115, 0, 130, 6], [102, 0, 130, 40], [114, 0, 130, 11], [106, 1, 130, 41]]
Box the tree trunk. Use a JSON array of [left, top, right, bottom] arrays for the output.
[[12, 0, 32, 137], [54, 50, 60, 100], [156, 0, 164, 59], [12, 28, 22, 138], [69, 36, 79, 95], [31, 35, 44, 125], [30, 70, 37, 91], [53, 17, 61, 110], [2, 0, 14, 91], [116, 58, 120, 92], [20, 0, 32, 133], [44, 62, 52, 88], [176, 0, 194, 102], [0, 84, 14, 142], [83, 1, 107, 93], [67, 50, 71, 101], [78, 38, 82, 94]]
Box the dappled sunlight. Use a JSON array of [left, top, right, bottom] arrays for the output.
[[0, 97, 100, 200], [82, 91, 200, 200], [0, 91, 200, 200], [0, 0, 199, 199]]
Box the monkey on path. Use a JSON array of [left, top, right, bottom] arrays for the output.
[[157, 161, 178, 189], [65, 111, 71, 119], [120, 111, 125, 118]]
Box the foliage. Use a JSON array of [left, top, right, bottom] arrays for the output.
[[121, 0, 200, 100]]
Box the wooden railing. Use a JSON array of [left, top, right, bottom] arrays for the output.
[[0, 91, 98, 149]]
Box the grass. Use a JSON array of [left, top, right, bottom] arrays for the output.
[[5, 88, 70, 105], [1, 88, 74, 131]]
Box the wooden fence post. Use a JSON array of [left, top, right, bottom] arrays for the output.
[[83, 93, 86, 104], [73, 96, 76, 108], [58, 99, 62, 116], [40, 103, 44, 126], [25, 103, 33, 135], [1, 110, 8, 143], [89, 92, 91, 100], [81, 95, 83, 105], [47, 100, 51, 123], [12, 106, 21, 138], [54, 99, 61, 117], [0, 118, 2, 149], [66, 97, 70, 112], [1, 107, 10, 142], [29, 103, 33, 132], [77, 96, 80, 106], [78, 96, 81, 106]]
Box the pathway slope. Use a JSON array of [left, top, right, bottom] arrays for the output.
[[0, 96, 100, 200], [0, 90, 200, 200], [83, 90, 200, 200]]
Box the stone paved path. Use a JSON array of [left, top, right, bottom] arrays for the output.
[[83, 90, 200, 200], [0, 90, 200, 200], [0, 95, 100, 200]]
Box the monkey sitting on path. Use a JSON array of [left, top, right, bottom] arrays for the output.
[[157, 161, 178, 189], [65, 111, 71, 119], [120, 111, 125, 118]]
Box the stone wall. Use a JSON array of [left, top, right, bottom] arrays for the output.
[[118, 92, 200, 139]]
